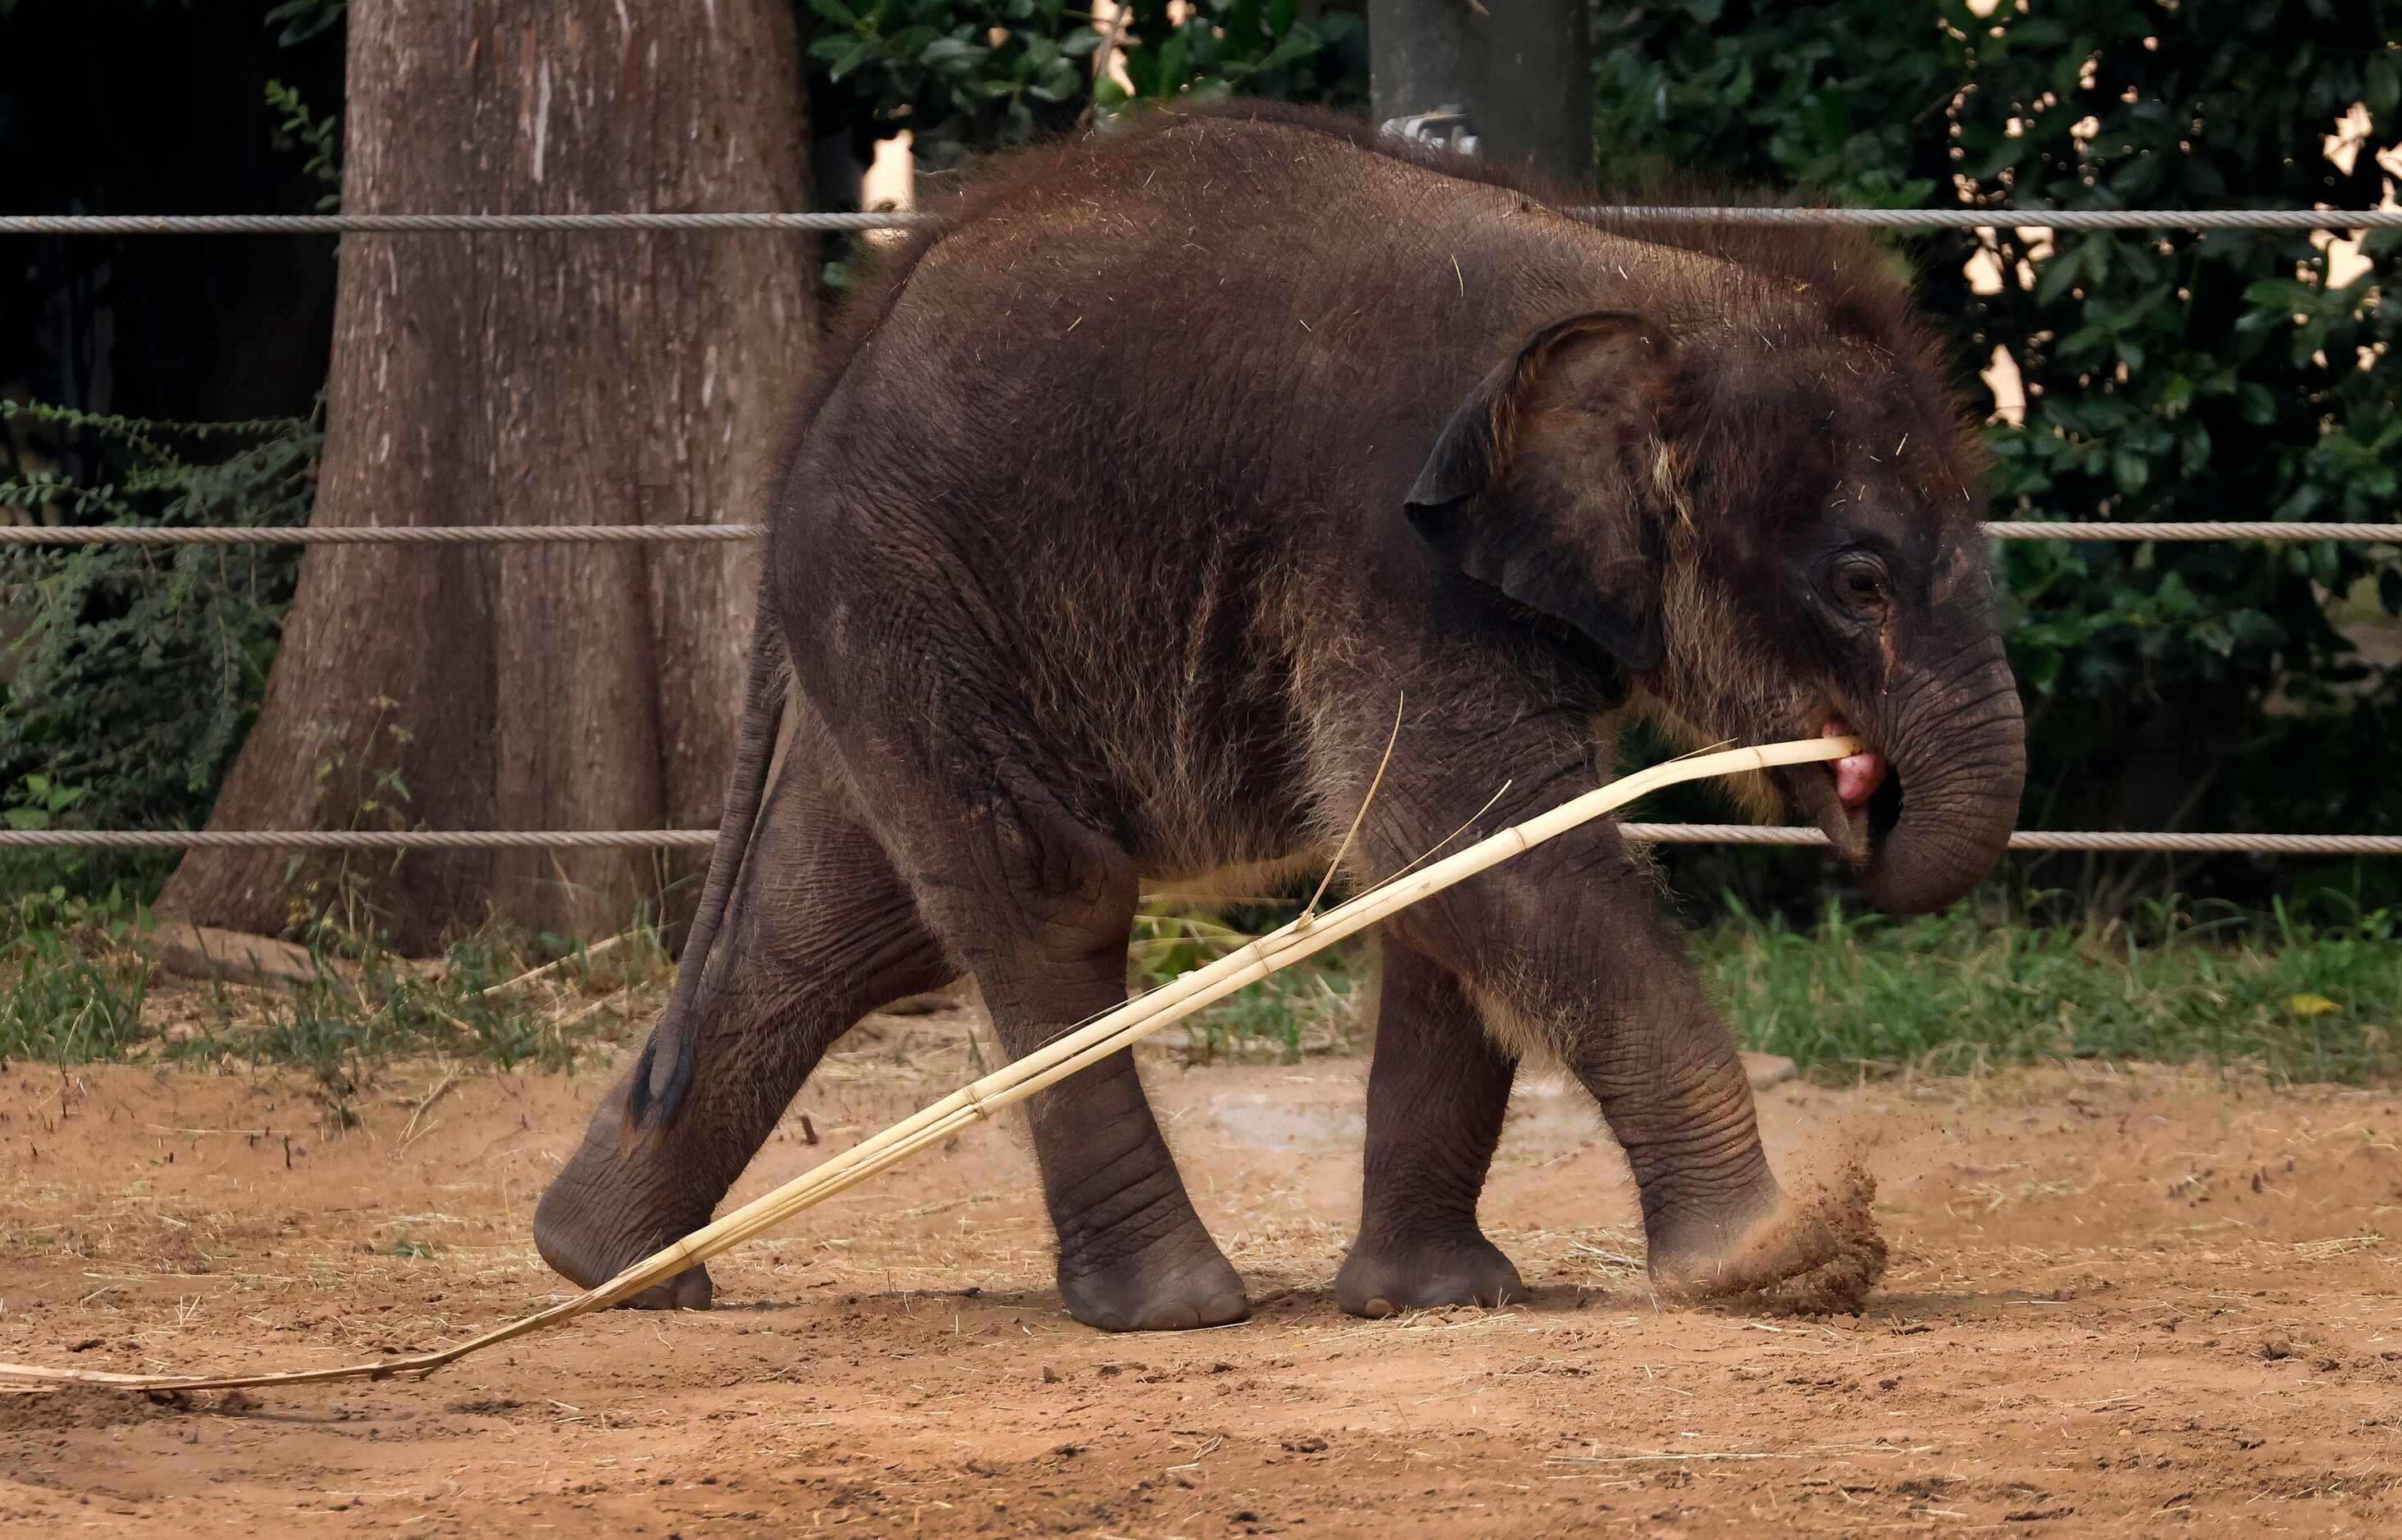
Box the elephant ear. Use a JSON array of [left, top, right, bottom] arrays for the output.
[[1405, 310, 1675, 672]]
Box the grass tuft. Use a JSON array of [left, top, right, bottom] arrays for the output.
[[1699, 899, 2402, 1086], [0, 888, 674, 1119], [1130, 904, 1365, 1065], [4, 885, 2395, 1099]]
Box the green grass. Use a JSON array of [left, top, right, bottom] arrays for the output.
[[4, 886, 2396, 1102], [1130, 905, 1365, 1065], [1698, 900, 2402, 1086], [0, 886, 672, 1121], [1132, 892, 2402, 1086], [0, 915, 151, 1061]]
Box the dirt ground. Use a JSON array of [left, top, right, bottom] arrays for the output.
[[1, 1006, 2397, 1537]]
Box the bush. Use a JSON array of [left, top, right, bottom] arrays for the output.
[[1596, 0, 2402, 914], [0, 400, 320, 894], [804, 0, 1368, 166]]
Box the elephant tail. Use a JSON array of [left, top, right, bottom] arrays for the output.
[[625, 580, 789, 1138]]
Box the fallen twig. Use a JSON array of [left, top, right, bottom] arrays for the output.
[[469, 932, 630, 1000]]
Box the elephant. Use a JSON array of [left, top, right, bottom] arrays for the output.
[[532, 103, 2026, 1331]]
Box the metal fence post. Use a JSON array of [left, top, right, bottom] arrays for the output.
[[1369, 0, 1593, 185]]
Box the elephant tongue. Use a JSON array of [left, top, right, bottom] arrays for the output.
[[1789, 730, 1870, 868], [1820, 718, 1887, 809]]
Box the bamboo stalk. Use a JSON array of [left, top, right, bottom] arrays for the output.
[[0, 735, 1857, 1395]]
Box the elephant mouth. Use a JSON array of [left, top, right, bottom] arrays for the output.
[[1820, 716, 1888, 809], [1785, 713, 1896, 867]]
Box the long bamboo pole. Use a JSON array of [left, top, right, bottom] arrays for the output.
[[0, 736, 1857, 1395]]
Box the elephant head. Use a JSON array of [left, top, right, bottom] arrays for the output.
[[1404, 305, 2026, 915]]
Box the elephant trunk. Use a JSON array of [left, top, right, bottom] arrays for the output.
[[1857, 642, 2027, 917]]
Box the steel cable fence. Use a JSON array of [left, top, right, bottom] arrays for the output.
[[6, 208, 2402, 235], [4, 199, 2396, 858], [3, 522, 2398, 545], [1, 827, 2395, 855], [0, 524, 767, 545], [7, 523, 2396, 856]]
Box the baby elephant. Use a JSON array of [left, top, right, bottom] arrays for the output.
[[535, 104, 2025, 1329]]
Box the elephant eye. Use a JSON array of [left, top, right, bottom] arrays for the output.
[[1831, 554, 1889, 610]]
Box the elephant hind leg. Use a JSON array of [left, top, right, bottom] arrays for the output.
[[898, 801, 1247, 1333], [533, 761, 954, 1308], [1336, 936, 1525, 1318]]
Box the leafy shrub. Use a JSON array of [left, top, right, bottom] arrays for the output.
[[1596, 0, 2402, 913], [0, 400, 320, 892], [804, 0, 1367, 166]]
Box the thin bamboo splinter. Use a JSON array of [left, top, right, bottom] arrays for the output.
[[0, 735, 1858, 1396]]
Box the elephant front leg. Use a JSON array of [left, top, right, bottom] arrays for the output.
[[1549, 964, 1809, 1296], [1336, 936, 1525, 1317], [1386, 823, 1881, 1305]]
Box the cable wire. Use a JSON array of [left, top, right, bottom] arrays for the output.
[[4, 522, 2395, 546], [7, 208, 2401, 235], [7, 827, 2396, 854], [0, 524, 764, 545]]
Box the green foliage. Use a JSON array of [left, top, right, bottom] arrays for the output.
[[264, 0, 346, 48], [264, 77, 341, 210], [207, 937, 593, 1125], [0, 886, 150, 1063], [1088, 0, 1365, 118], [12, 884, 2393, 1098], [1701, 898, 2402, 1087], [804, 0, 1365, 166], [0, 401, 321, 893], [1596, 1, 2402, 909], [0, 891, 668, 1119], [1130, 901, 1364, 1065]]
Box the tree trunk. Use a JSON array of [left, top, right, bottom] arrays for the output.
[[158, 0, 814, 954]]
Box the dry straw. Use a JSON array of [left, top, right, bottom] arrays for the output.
[[0, 735, 1857, 1396]]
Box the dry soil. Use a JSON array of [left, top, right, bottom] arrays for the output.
[[1, 1007, 2396, 1536]]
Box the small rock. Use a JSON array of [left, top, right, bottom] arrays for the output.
[[2260, 1338, 2294, 1361], [1743, 1053, 1799, 1091], [144, 923, 336, 989]]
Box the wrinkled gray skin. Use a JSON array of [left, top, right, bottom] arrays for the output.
[[534, 107, 2026, 1330]]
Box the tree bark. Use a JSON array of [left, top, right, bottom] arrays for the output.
[[158, 0, 814, 953]]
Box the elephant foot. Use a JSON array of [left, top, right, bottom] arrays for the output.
[[533, 1160, 714, 1311], [1647, 1163, 1886, 1314], [1334, 1228, 1525, 1318], [1056, 1223, 1248, 1333]]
